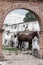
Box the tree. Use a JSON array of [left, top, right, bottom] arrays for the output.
[[23, 11, 37, 22]]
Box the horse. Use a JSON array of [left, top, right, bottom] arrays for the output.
[[18, 32, 39, 50]]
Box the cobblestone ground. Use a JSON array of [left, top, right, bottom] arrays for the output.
[[0, 50, 43, 65]]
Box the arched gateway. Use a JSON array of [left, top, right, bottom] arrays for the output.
[[0, 0, 43, 60]]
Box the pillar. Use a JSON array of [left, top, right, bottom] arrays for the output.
[[39, 31, 43, 59], [0, 29, 4, 61]]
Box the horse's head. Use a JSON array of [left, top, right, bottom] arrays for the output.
[[33, 32, 39, 39]]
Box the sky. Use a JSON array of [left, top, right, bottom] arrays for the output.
[[4, 9, 28, 25]]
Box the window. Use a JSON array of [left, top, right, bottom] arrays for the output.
[[14, 25, 17, 29], [23, 25, 25, 27], [4, 39, 7, 45], [7, 31, 10, 35]]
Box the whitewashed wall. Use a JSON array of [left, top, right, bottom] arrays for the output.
[[2, 21, 40, 46]]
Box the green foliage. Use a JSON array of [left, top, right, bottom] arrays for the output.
[[23, 11, 37, 22]]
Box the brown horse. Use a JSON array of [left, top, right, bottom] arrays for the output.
[[18, 32, 39, 50]]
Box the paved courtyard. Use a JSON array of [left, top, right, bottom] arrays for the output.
[[0, 50, 43, 65]]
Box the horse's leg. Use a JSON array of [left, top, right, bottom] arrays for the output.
[[29, 40, 32, 50], [18, 40, 21, 49], [18, 40, 20, 48], [20, 41, 22, 49], [21, 41, 22, 49]]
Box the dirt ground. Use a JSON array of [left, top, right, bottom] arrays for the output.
[[0, 50, 43, 65]]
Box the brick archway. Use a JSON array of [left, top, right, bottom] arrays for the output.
[[0, 1, 43, 60], [1, 2, 43, 30]]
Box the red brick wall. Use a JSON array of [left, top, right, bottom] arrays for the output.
[[39, 31, 43, 58], [0, 31, 2, 55], [0, 1, 43, 30]]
